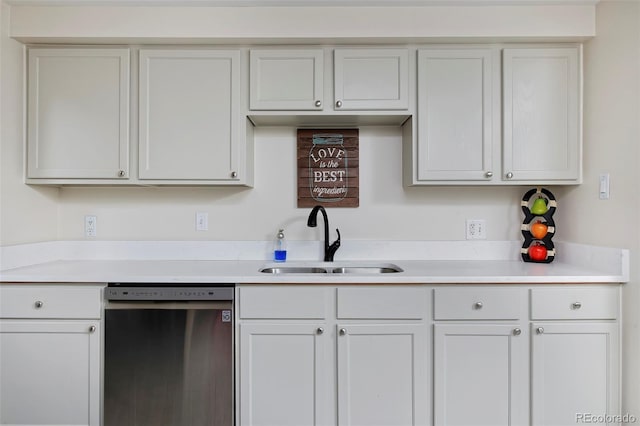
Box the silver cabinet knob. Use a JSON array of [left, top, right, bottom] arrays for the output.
[[34, 301, 43, 308], [536, 327, 545, 334], [572, 302, 582, 309], [315, 100, 322, 108], [474, 302, 483, 309], [485, 171, 493, 178], [506, 172, 514, 179], [117, 170, 126, 178], [316, 327, 324, 335], [230, 171, 238, 178], [89, 325, 96, 333], [335, 100, 343, 108], [339, 328, 347, 336], [513, 328, 522, 336]]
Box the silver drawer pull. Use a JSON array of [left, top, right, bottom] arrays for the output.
[[513, 328, 522, 336], [89, 325, 96, 333], [572, 302, 582, 309], [536, 327, 544, 335], [339, 328, 347, 336], [474, 302, 483, 309], [34, 301, 43, 309], [316, 327, 324, 335]]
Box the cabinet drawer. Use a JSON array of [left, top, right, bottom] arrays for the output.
[[336, 287, 428, 319], [530, 287, 618, 320], [434, 287, 522, 320], [239, 286, 328, 319], [0, 285, 102, 319]]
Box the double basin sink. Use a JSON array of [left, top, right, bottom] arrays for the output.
[[260, 263, 403, 275]]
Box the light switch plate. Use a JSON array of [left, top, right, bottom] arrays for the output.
[[599, 173, 610, 200], [196, 212, 208, 231]]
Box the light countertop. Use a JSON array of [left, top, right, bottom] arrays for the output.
[[0, 240, 629, 284]]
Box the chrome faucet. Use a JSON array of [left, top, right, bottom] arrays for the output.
[[307, 205, 341, 262]]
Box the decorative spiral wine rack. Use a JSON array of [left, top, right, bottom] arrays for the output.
[[521, 187, 556, 263]]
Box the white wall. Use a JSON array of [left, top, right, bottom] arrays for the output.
[[554, 0, 640, 417], [56, 125, 524, 241], [0, 1, 59, 245]]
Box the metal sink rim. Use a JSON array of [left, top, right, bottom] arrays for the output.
[[259, 262, 403, 275], [259, 266, 329, 274]]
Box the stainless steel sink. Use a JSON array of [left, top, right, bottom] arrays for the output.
[[259, 266, 328, 274], [331, 266, 403, 274], [259, 263, 403, 274]]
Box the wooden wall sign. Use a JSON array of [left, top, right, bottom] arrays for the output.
[[297, 129, 359, 208]]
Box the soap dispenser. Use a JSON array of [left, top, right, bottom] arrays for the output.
[[274, 229, 287, 262]]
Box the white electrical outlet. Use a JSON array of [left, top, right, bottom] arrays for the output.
[[85, 215, 97, 237], [466, 219, 486, 240], [196, 212, 208, 231]]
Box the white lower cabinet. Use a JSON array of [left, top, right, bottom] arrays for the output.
[[236, 284, 620, 426], [432, 287, 528, 426], [237, 285, 430, 426], [433, 324, 527, 426], [337, 324, 428, 426], [239, 323, 330, 426], [530, 322, 619, 426], [530, 287, 620, 426], [0, 285, 102, 426]]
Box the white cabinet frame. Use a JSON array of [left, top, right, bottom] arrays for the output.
[[138, 49, 242, 181], [27, 48, 130, 180], [416, 48, 494, 182]]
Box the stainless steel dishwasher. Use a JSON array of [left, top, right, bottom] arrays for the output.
[[104, 283, 234, 426]]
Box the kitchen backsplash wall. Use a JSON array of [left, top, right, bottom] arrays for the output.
[[56, 126, 524, 242]]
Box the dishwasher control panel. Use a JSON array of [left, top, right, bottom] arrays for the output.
[[105, 285, 234, 301]]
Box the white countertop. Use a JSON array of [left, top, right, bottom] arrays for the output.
[[0, 259, 628, 284], [0, 240, 629, 284]]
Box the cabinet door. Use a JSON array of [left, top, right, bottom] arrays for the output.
[[433, 324, 528, 426], [531, 322, 619, 426], [139, 49, 241, 181], [239, 323, 330, 426], [334, 48, 409, 110], [27, 48, 130, 180], [0, 320, 100, 426], [250, 49, 324, 111], [416, 49, 494, 181], [503, 47, 581, 182], [337, 324, 429, 426]]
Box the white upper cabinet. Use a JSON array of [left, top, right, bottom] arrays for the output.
[[139, 49, 245, 183], [503, 47, 581, 182], [27, 48, 130, 180], [333, 48, 409, 111], [415, 48, 494, 181], [406, 44, 582, 185], [26, 47, 252, 186], [249, 49, 324, 111], [249, 47, 410, 114]]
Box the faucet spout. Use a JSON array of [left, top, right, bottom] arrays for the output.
[[307, 205, 341, 262]]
